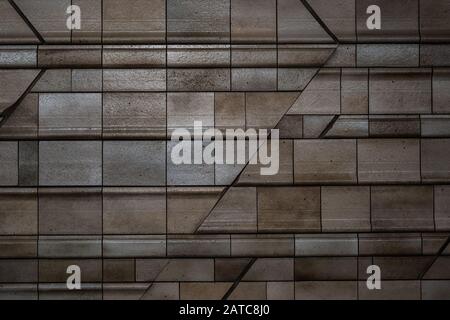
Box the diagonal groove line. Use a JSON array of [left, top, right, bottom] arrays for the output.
[[418, 235, 450, 280], [319, 115, 339, 138], [301, 0, 339, 44], [0, 69, 45, 128], [222, 258, 257, 300], [138, 260, 171, 300], [8, 0, 45, 44]]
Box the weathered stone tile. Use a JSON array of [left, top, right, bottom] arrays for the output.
[[231, 234, 294, 257], [420, 45, 450, 67], [15, 0, 70, 43], [278, 45, 336, 67], [422, 280, 450, 300], [103, 69, 166, 91], [0, 188, 37, 235], [214, 258, 251, 281], [231, 45, 276, 67], [231, 68, 277, 91], [359, 233, 422, 256], [0, 141, 18, 186], [433, 68, 450, 113], [103, 188, 166, 234], [168, 45, 230, 67], [103, 0, 165, 43], [371, 186, 434, 231], [38, 46, 102, 68], [373, 257, 431, 280], [167, 235, 230, 257], [39, 259, 101, 282], [103, 236, 166, 258], [39, 236, 101, 258], [0, 94, 37, 139], [39, 141, 102, 186], [0, 259, 37, 283], [168, 68, 230, 91], [168, 0, 229, 43], [294, 140, 357, 184], [103, 259, 135, 282], [295, 281, 357, 300], [278, 0, 332, 43], [244, 258, 294, 281], [258, 187, 320, 232], [356, 0, 419, 42], [103, 45, 165, 67], [422, 116, 450, 137], [435, 186, 450, 231], [140, 283, 179, 300], [214, 139, 248, 185], [232, 0, 276, 43], [0, 46, 36, 67], [39, 93, 102, 138], [302, 115, 334, 138], [0, 236, 37, 258], [136, 259, 214, 282], [39, 188, 102, 235], [267, 282, 294, 300], [71, 0, 101, 43], [288, 69, 340, 114], [103, 93, 166, 139], [0, 69, 39, 113], [134, 259, 168, 281], [321, 186, 370, 232], [215, 93, 245, 131], [295, 234, 358, 256], [295, 258, 357, 280], [0, 284, 37, 300], [180, 283, 232, 300], [0, 1, 38, 44], [31, 70, 71, 92], [278, 68, 318, 91], [422, 233, 450, 255], [72, 69, 102, 92], [369, 115, 420, 137], [324, 116, 368, 138], [228, 282, 266, 300], [369, 69, 431, 114], [341, 68, 368, 114], [39, 283, 102, 300], [167, 187, 223, 234], [276, 115, 303, 139], [420, 0, 450, 42], [423, 256, 450, 279], [325, 44, 356, 67], [357, 139, 420, 183], [198, 187, 257, 233], [358, 281, 420, 300], [357, 44, 419, 67], [421, 139, 450, 183], [103, 141, 165, 186]]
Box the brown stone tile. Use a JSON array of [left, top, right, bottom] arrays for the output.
[[180, 283, 232, 300], [295, 281, 357, 300], [243, 258, 294, 281], [421, 139, 450, 183], [420, 45, 450, 67], [140, 283, 179, 300], [38, 46, 101, 68], [39, 259, 101, 282], [232, 69, 277, 91], [231, 234, 295, 257], [359, 233, 422, 256], [0, 69, 39, 114], [433, 68, 450, 113], [435, 186, 450, 231], [103, 69, 166, 91], [102, 284, 147, 300], [0, 236, 36, 258], [258, 187, 320, 232], [231, 45, 276, 67], [0, 94, 37, 139], [276, 115, 303, 139], [39, 283, 102, 300], [39, 236, 102, 258], [424, 257, 450, 279], [422, 233, 450, 255], [0, 259, 37, 283], [295, 257, 357, 280], [341, 68, 368, 114], [267, 282, 294, 300], [0, 188, 37, 235], [295, 234, 358, 256], [371, 186, 434, 231], [422, 280, 450, 300], [358, 281, 420, 300], [103, 259, 135, 282], [103, 236, 166, 258], [421, 115, 450, 137], [228, 282, 266, 300], [168, 45, 230, 67], [0, 284, 37, 300], [420, 0, 450, 42], [0, 142, 18, 186], [136, 259, 214, 282], [215, 93, 245, 131], [215, 258, 251, 281], [369, 115, 420, 137], [167, 235, 230, 257], [373, 257, 432, 280]]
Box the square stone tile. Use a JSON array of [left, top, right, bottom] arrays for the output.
[[0, 142, 18, 186], [39, 141, 102, 186], [103, 141, 166, 186], [0, 189, 37, 235], [421, 139, 450, 183]]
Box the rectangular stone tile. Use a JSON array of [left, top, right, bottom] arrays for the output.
[[39, 236, 101, 258], [0, 141, 18, 186], [422, 280, 450, 300], [231, 235, 294, 257], [421, 139, 450, 183], [103, 93, 166, 139], [243, 258, 294, 281], [103, 188, 166, 235], [103, 236, 166, 258], [267, 282, 294, 300], [0, 236, 37, 258], [433, 68, 450, 113], [228, 282, 266, 300], [0, 0, 38, 44], [295, 281, 357, 300], [359, 233, 422, 256], [140, 282, 180, 300], [71, 69, 102, 92], [324, 116, 368, 138], [39, 283, 102, 300], [231, 0, 276, 43], [422, 115, 450, 137], [258, 187, 320, 232], [278, 68, 318, 91], [341, 68, 368, 114], [420, 45, 450, 67], [103, 0, 165, 43], [369, 115, 420, 137], [325, 44, 356, 67], [294, 140, 357, 184], [321, 186, 370, 232], [214, 93, 245, 131], [103, 259, 135, 282], [369, 69, 431, 114], [356, 0, 419, 42], [435, 186, 450, 231], [38, 93, 102, 138], [422, 233, 450, 255], [420, 0, 450, 42], [72, 0, 101, 43], [103, 69, 166, 91], [103, 141, 165, 186], [0, 188, 37, 235], [167, 69, 230, 91], [358, 281, 420, 300], [0, 94, 37, 139], [0, 284, 37, 300], [295, 234, 358, 256], [38, 46, 101, 68], [167, 0, 229, 43], [180, 283, 232, 300], [301, 116, 333, 138], [231, 68, 277, 91], [357, 139, 420, 183], [136, 259, 214, 282], [0, 69, 39, 113], [357, 44, 419, 67], [39, 259, 101, 282], [373, 257, 431, 280], [231, 45, 276, 67], [39, 188, 102, 235], [168, 45, 230, 67], [167, 235, 230, 257], [295, 257, 357, 280], [0, 260, 37, 283], [422, 256, 450, 279], [276, 115, 303, 139], [103, 45, 165, 67], [278, 45, 336, 67], [31, 70, 71, 92], [39, 141, 102, 186], [214, 258, 251, 281], [0, 46, 36, 68], [371, 186, 434, 231]]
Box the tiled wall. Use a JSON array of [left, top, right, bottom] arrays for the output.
[[1, 0, 450, 300]]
